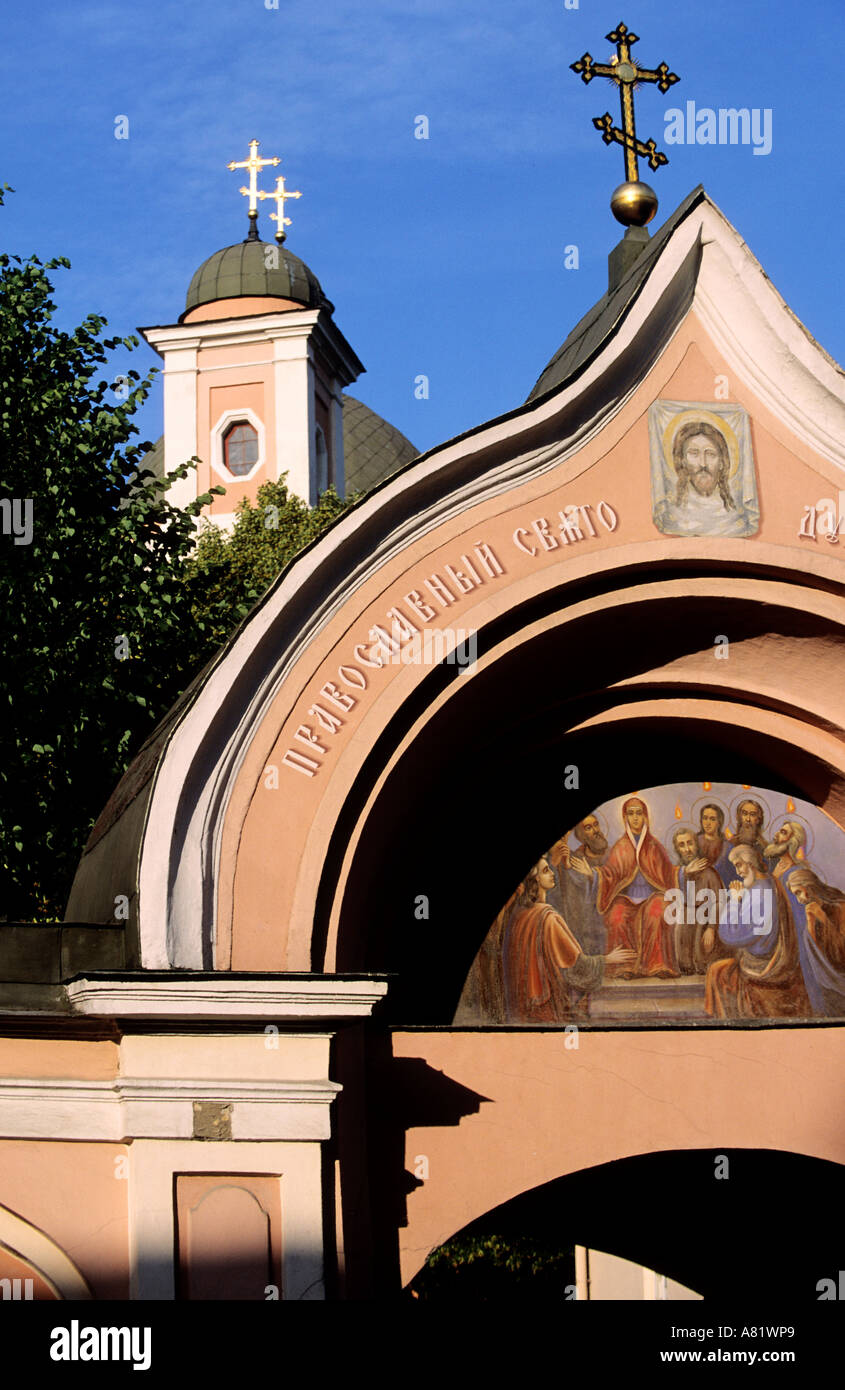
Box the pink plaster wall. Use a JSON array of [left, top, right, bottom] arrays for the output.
[[197, 377, 273, 514], [0, 1038, 118, 1079], [391, 1027, 845, 1285], [220, 312, 845, 971], [0, 1141, 129, 1298]]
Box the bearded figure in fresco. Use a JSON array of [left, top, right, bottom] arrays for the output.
[[571, 797, 680, 978], [500, 858, 634, 1023], [671, 827, 725, 974], [571, 815, 610, 867], [705, 846, 810, 1019], [547, 816, 608, 953], [765, 820, 806, 880], [734, 799, 771, 868]]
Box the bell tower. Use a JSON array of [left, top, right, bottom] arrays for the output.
[[142, 141, 364, 528]]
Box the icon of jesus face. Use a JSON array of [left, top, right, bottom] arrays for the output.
[[671, 420, 735, 516], [682, 432, 722, 497]]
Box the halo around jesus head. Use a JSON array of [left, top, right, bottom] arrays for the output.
[[663, 409, 740, 480]]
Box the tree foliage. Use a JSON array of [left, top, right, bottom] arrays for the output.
[[185, 479, 352, 654], [409, 1232, 577, 1300], [0, 188, 353, 919]]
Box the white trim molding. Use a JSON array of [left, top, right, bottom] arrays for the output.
[[65, 975, 388, 1020], [0, 1075, 341, 1142]]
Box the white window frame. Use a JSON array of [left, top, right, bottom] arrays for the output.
[[211, 407, 266, 484]]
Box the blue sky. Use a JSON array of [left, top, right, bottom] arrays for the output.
[[1, 0, 840, 459]]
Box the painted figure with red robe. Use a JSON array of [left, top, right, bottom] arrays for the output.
[[568, 796, 680, 977], [501, 858, 634, 1022]]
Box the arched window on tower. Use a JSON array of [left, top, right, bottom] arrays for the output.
[[315, 424, 329, 495], [223, 421, 259, 478]]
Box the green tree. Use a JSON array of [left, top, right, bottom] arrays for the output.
[[185, 479, 352, 653], [409, 1232, 577, 1300], [0, 187, 356, 921], [0, 187, 224, 920]]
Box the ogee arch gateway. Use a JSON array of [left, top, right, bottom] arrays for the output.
[[5, 187, 845, 1300]]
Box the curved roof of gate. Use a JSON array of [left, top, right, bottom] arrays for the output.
[[526, 186, 705, 403]]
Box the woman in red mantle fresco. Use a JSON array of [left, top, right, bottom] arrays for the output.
[[572, 797, 680, 978]]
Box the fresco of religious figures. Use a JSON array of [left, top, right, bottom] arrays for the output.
[[454, 784, 845, 1026], [649, 401, 759, 537]]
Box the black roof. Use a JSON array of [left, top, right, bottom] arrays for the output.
[[526, 186, 707, 402]]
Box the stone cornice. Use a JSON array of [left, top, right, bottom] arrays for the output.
[[0, 1074, 342, 1141], [141, 309, 364, 384], [65, 974, 389, 1020]]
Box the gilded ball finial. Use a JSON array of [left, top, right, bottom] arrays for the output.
[[610, 180, 658, 227]]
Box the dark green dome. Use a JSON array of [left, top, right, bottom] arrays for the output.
[[342, 394, 418, 494], [183, 239, 330, 319]]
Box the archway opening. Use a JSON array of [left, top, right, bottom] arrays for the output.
[[407, 1149, 845, 1300], [325, 578, 845, 1021]]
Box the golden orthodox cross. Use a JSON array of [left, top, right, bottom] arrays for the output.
[[571, 23, 679, 181], [258, 173, 302, 244], [227, 140, 281, 236]]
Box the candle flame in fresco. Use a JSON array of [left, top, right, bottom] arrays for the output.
[[703, 782, 712, 791], [787, 799, 796, 813], [674, 803, 683, 819]]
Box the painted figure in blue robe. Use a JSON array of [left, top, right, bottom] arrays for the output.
[[785, 866, 845, 1017], [705, 845, 810, 1018]]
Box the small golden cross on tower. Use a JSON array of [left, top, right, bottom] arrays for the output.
[[571, 22, 679, 225], [227, 139, 281, 239], [258, 173, 302, 244]]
